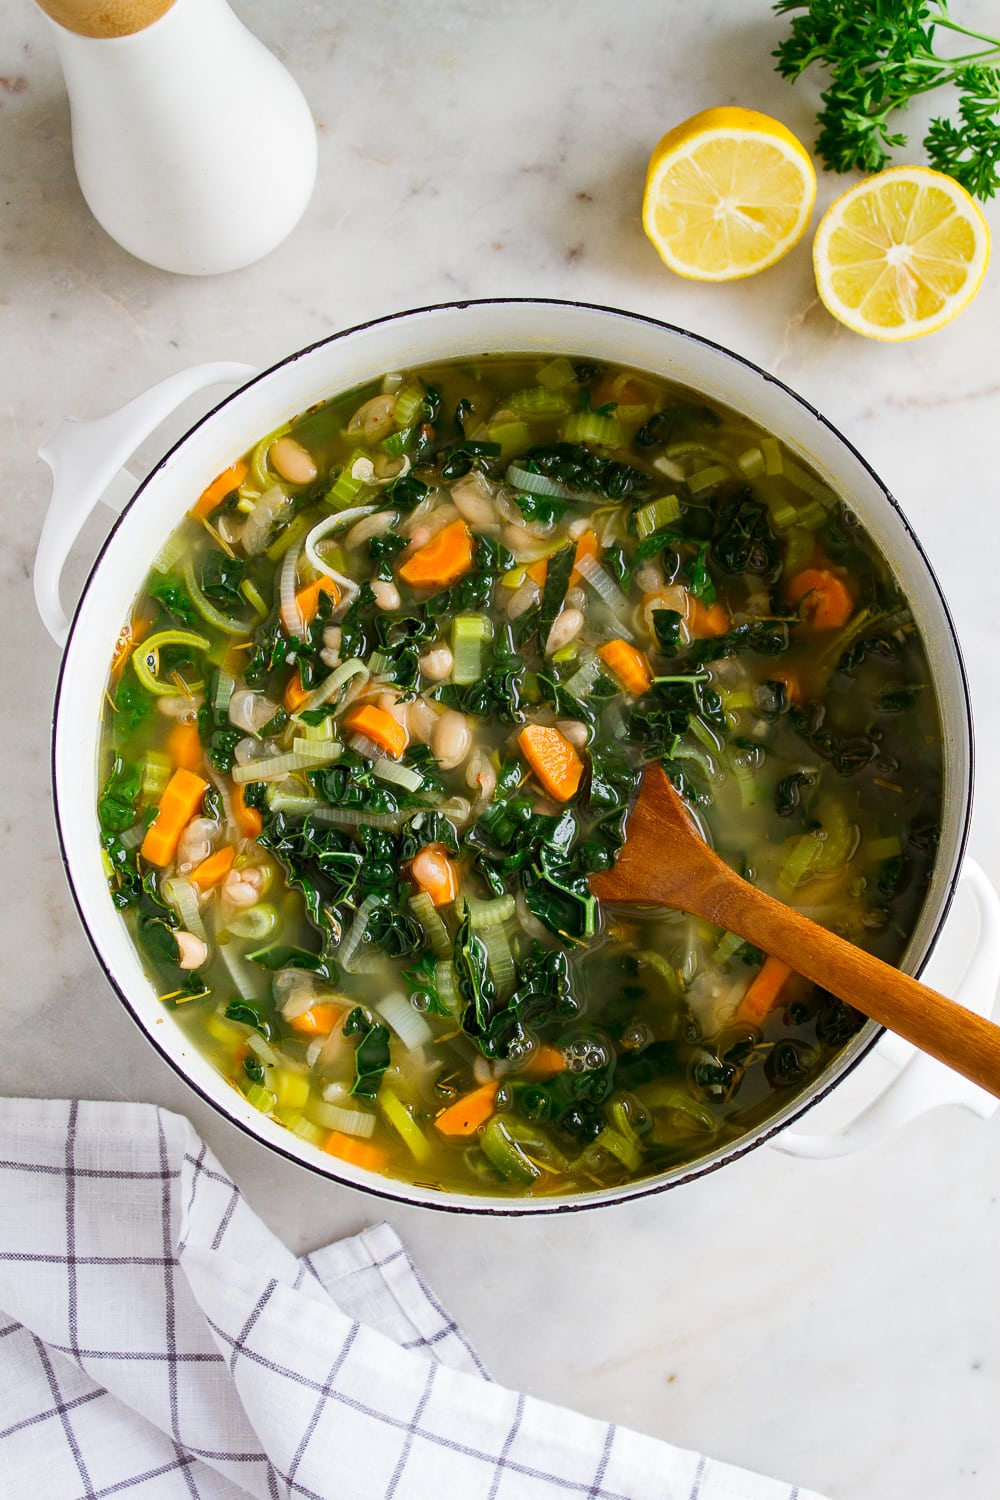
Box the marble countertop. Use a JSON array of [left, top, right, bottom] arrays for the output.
[[3, 1, 1000, 1495]]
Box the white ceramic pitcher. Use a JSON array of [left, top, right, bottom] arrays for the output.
[[39, 0, 317, 275]]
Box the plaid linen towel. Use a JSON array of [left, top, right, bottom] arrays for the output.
[[0, 1099, 827, 1500]]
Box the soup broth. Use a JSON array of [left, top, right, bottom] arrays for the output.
[[98, 354, 942, 1197]]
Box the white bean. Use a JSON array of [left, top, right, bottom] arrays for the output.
[[565, 586, 586, 610], [640, 587, 690, 643], [156, 694, 201, 722], [373, 452, 408, 481], [222, 867, 263, 909], [175, 931, 209, 970], [269, 436, 317, 485], [418, 645, 454, 681], [634, 561, 665, 595], [432, 709, 472, 770], [544, 606, 584, 656], [567, 516, 592, 541], [345, 511, 396, 548], [556, 719, 589, 749], [465, 747, 497, 805], [175, 817, 216, 872], [346, 393, 397, 442], [370, 578, 401, 611], [406, 696, 439, 744], [502, 522, 550, 561], [451, 472, 497, 527], [401, 501, 457, 543]]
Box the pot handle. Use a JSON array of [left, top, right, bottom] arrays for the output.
[[772, 857, 1000, 1159], [34, 361, 257, 647]]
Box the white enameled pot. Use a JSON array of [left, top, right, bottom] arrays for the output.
[[35, 299, 1000, 1213]]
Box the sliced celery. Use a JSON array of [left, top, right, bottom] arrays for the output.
[[507, 386, 572, 419], [240, 578, 269, 618], [634, 493, 681, 538], [451, 613, 491, 685], [686, 465, 729, 494], [867, 836, 902, 862], [379, 1089, 432, 1164], [536, 356, 578, 390], [562, 411, 623, 448], [242, 1082, 277, 1115], [287, 1115, 328, 1148], [392, 384, 426, 428], [140, 751, 172, 803], [480, 1117, 541, 1186], [325, 449, 372, 509], [273, 1069, 310, 1114], [224, 903, 278, 942], [264, 512, 311, 563], [737, 446, 765, 479], [761, 437, 783, 476], [409, 892, 452, 958]]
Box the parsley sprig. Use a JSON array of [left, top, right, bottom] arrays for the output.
[[773, 0, 1000, 199]]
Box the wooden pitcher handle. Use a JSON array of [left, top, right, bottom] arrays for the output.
[[709, 877, 1000, 1099]]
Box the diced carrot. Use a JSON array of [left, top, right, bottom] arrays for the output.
[[323, 1132, 390, 1173], [410, 844, 459, 907], [519, 1044, 567, 1079], [342, 703, 408, 759], [569, 528, 600, 587], [189, 844, 236, 891], [517, 723, 584, 803], [189, 460, 248, 520], [524, 558, 548, 586], [283, 669, 310, 714], [398, 519, 474, 589], [295, 575, 340, 626], [688, 598, 730, 638], [166, 720, 203, 772], [140, 767, 209, 867], [785, 568, 854, 631], [597, 638, 653, 696], [232, 783, 263, 840], [288, 1003, 344, 1036], [737, 955, 795, 1025], [434, 1081, 499, 1137]]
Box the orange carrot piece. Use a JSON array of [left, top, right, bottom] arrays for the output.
[[569, 529, 600, 587], [434, 1081, 499, 1137], [189, 460, 248, 520], [111, 614, 152, 682], [410, 844, 459, 907], [517, 723, 584, 803], [323, 1132, 390, 1173], [519, 1044, 567, 1079], [524, 558, 548, 586], [166, 720, 203, 772], [232, 783, 263, 840], [785, 568, 854, 631], [295, 575, 340, 626], [283, 669, 310, 714], [288, 1003, 344, 1036], [738, 956, 795, 1025], [140, 767, 209, 867], [189, 844, 236, 891], [398, 519, 474, 588], [342, 703, 408, 759], [688, 598, 730, 638], [597, 638, 653, 696]]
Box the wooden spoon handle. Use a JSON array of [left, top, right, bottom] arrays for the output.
[[708, 876, 1000, 1099]]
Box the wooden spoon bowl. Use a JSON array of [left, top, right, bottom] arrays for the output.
[[590, 763, 1000, 1099]]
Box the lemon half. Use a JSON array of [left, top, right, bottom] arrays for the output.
[[812, 165, 990, 341], [642, 106, 817, 281]]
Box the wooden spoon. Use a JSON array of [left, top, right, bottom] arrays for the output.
[[589, 762, 1000, 1100]]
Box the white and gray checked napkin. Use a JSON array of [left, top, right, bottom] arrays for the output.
[[0, 1099, 827, 1500]]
